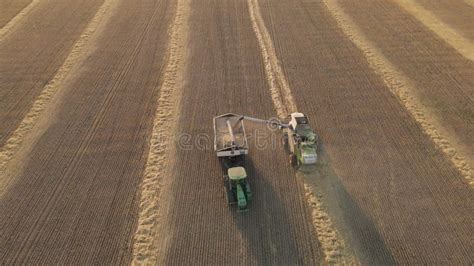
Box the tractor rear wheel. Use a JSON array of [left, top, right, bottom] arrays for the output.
[[224, 178, 236, 204]]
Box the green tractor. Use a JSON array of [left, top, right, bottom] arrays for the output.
[[224, 166, 252, 211], [214, 114, 252, 211]]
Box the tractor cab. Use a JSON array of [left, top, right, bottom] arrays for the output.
[[228, 166, 247, 181]]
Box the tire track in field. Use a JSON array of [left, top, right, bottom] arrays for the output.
[[0, 0, 40, 42], [131, 0, 189, 263], [392, 0, 474, 61], [322, 0, 473, 187], [50, 4, 168, 262], [246, 0, 354, 263], [0, 0, 118, 190], [8, 10, 153, 261], [1, 1, 172, 262]]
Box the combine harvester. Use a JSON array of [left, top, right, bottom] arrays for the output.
[[213, 112, 318, 211], [282, 113, 318, 168]]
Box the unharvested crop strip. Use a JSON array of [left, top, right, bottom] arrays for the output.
[[392, 0, 473, 61], [246, 0, 296, 118], [131, 0, 189, 263], [304, 184, 356, 264], [247, 0, 353, 263], [464, 0, 474, 8], [0, 0, 41, 43], [0, 0, 118, 178], [322, 0, 473, 187]]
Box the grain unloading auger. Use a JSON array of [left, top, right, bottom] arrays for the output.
[[243, 112, 319, 167], [213, 113, 318, 211]]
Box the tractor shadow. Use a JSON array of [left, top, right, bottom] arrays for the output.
[[230, 159, 309, 264], [228, 124, 321, 265], [303, 144, 396, 265]]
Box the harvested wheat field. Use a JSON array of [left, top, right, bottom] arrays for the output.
[[0, 0, 472, 264]]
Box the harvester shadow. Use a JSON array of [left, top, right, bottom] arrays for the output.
[[305, 145, 396, 265], [230, 156, 316, 264]]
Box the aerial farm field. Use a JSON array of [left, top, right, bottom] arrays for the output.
[[0, 0, 472, 264]]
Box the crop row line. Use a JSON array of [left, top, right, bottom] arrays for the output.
[[246, 0, 354, 263], [0, 0, 41, 43], [131, 0, 190, 263], [322, 0, 473, 187], [0, 0, 119, 192]]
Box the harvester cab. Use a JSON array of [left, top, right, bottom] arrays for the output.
[[284, 113, 318, 167]]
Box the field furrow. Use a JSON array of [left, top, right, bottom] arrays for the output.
[[258, 0, 473, 263], [413, 0, 474, 40], [0, 0, 104, 147], [0, 0, 174, 263], [132, 0, 189, 263], [0, 0, 34, 30], [0, 0, 472, 264], [0, 0, 118, 194], [157, 0, 322, 264], [248, 0, 354, 263], [337, 0, 473, 181]]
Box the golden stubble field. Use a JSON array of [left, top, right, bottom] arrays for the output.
[[0, 0, 472, 264]]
